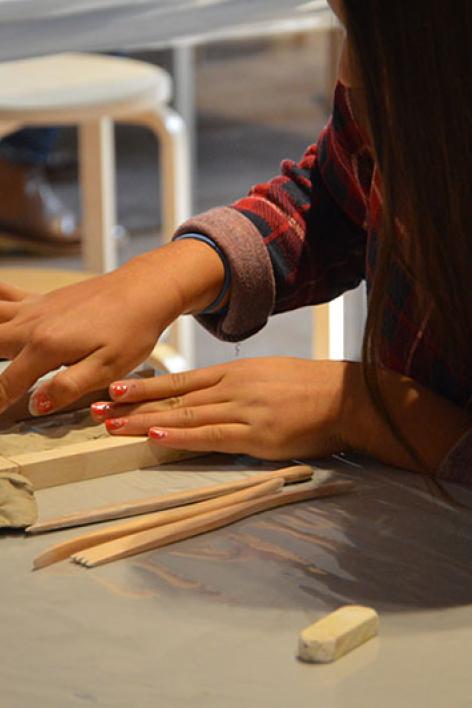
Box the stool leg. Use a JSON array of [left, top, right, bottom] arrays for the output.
[[312, 289, 366, 362], [136, 105, 191, 238], [133, 105, 194, 369], [172, 44, 196, 206], [79, 118, 117, 273], [312, 304, 330, 360], [343, 285, 367, 361]]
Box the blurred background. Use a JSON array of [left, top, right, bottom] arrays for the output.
[[0, 30, 338, 367]]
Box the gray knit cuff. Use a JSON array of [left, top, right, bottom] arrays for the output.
[[174, 206, 275, 342], [437, 427, 472, 485]]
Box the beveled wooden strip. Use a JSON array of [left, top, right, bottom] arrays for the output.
[[0, 454, 20, 475], [27, 464, 313, 534], [10, 436, 198, 490]]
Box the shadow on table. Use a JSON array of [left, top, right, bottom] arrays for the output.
[[124, 454, 472, 614]]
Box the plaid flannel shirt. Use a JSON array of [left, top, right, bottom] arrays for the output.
[[177, 83, 469, 410], [231, 83, 470, 409]]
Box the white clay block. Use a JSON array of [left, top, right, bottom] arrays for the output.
[[298, 605, 379, 663]]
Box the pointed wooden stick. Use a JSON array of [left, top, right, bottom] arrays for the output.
[[27, 465, 313, 535], [71, 480, 355, 568], [33, 477, 283, 570]]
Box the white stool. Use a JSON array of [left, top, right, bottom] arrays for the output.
[[0, 52, 193, 368]]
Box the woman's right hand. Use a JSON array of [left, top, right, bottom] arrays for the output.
[[0, 239, 225, 416]]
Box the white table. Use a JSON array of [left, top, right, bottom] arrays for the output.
[[0, 0, 332, 208], [0, 1, 330, 61]]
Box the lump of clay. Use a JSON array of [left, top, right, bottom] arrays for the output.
[[0, 472, 38, 529]]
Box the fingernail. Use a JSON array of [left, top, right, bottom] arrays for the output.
[[91, 402, 113, 418], [110, 383, 128, 399], [29, 391, 54, 416], [105, 417, 127, 432], [149, 428, 168, 441]]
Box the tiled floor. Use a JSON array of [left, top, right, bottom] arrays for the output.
[[0, 35, 332, 367]]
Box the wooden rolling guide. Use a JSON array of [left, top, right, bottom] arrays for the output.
[[0, 365, 196, 490], [1, 434, 197, 491]]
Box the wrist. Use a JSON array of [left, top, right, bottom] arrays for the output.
[[338, 361, 472, 473], [332, 361, 365, 451], [172, 233, 231, 314], [124, 239, 227, 323], [121, 248, 184, 327]]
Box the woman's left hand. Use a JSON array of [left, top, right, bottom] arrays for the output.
[[91, 357, 357, 460]]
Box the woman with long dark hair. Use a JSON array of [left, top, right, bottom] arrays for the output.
[[0, 0, 470, 483]]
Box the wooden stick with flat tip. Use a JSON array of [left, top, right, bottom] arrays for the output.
[[33, 477, 283, 570], [27, 464, 313, 534], [71, 481, 355, 568]]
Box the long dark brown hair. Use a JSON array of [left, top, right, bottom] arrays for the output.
[[342, 0, 472, 468]]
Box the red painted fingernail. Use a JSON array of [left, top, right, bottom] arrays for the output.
[[149, 428, 168, 440], [29, 391, 54, 416], [91, 402, 113, 418], [110, 383, 128, 398], [106, 418, 127, 432]]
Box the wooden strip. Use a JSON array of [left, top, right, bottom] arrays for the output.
[[72, 481, 354, 568], [33, 477, 284, 570], [27, 464, 313, 534], [0, 454, 20, 475], [10, 436, 198, 490]]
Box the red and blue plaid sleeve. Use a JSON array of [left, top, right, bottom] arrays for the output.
[[175, 84, 374, 341], [232, 83, 372, 314]]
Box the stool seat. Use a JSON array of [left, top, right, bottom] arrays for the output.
[[0, 52, 193, 368], [0, 53, 172, 122]]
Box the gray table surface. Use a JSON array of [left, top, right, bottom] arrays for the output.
[[2, 452, 472, 708], [0, 0, 330, 61]]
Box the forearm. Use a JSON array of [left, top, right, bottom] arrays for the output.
[[341, 362, 472, 475]]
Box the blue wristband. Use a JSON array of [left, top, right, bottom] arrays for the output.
[[173, 233, 231, 314]]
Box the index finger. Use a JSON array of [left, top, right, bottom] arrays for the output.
[[108, 366, 225, 404], [29, 351, 122, 416]]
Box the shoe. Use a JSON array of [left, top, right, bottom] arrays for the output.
[[0, 157, 80, 256]]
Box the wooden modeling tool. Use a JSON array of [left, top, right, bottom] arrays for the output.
[[70, 481, 350, 568], [33, 477, 284, 569], [298, 605, 379, 663], [27, 464, 314, 534]]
